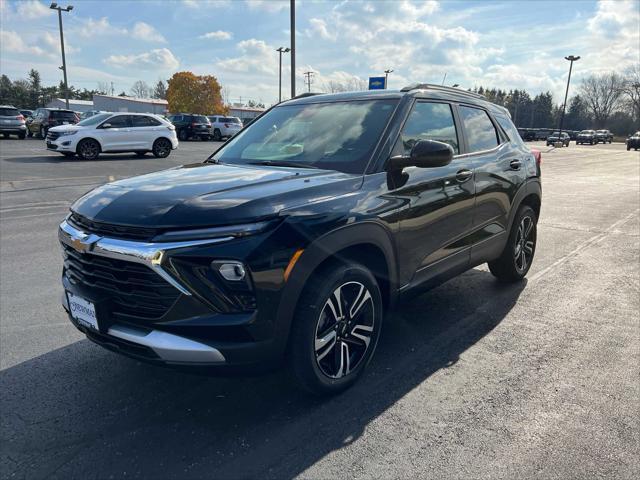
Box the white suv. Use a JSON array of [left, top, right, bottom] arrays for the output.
[[207, 115, 243, 141], [46, 112, 178, 160]]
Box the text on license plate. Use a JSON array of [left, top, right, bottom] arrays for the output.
[[67, 293, 98, 330]]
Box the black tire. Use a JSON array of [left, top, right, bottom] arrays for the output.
[[2, 133, 8, 139], [135, 151, 147, 157], [39, 126, 47, 139], [213, 129, 222, 141], [488, 205, 537, 282], [178, 129, 188, 141], [152, 138, 172, 158], [627, 146, 631, 151], [288, 261, 383, 396], [27, 130, 33, 138], [77, 139, 100, 160], [18, 132, 26, 139]]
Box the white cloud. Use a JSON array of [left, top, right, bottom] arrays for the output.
[[305, 18, 335, 41], [398, 0, 439, 17], [16, 0, 49, 19], [0, 29, 47, 57], [217, 39, 276, 75], [200, 30, 233, 40], [104, 48, 179, 70], [246, 0, 288, 13], [77, 17, 127, 37], [131, 22, 166, 43]]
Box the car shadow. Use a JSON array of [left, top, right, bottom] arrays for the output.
[[1, 268, 526, 479]]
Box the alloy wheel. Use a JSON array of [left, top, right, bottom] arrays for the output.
[[79, 140, 99, 159], [315, 281, 375, 379], [514, 215, 535, 273], [154, 139, 171, 158]]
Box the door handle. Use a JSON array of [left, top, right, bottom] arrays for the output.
[[456, 169, 473, 182], [510, 159, 522, 170]]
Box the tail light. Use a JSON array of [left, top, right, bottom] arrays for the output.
[[16, 114, 24, 120]]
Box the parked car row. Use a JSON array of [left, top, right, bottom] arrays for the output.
[[167, 113, 244, 141]]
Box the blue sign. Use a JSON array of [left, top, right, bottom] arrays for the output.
[[369, 77, 386, 90]]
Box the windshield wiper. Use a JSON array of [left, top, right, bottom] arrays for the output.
[[248, 160, 319, 169]]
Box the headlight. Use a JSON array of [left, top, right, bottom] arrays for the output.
[[152, 219, 281, 242], [60, 131, 77, 137]]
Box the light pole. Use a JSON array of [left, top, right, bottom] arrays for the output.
[[276, 47, 290, 103], [556, 55, 580, 147], [384, 69, 393, 89], [290, 0, 296, 98], [50, 2, 73, 109]]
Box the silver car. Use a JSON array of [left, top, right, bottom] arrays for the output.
[[207, 115, 243, 141], [0, 105, 27, 139]]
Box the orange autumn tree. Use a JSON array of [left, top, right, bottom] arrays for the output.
[[166, 71, 228, 115]]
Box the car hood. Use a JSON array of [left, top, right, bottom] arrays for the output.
[[71, 163, 360, 229], [49, 124, 84, 133]]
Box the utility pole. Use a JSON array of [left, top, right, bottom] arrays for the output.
[[556, 55, 580, 147], [290, 0, 296, 98], [276, 47, 290, 103], [110, 81, 114, 96], [441, 72, 447, 86], [50, 2, 73, 109], [303, 71, 314, 92], [384, 69, 393, 89]]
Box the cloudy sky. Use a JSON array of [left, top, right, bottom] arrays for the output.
[[1, 0, 638, 105]]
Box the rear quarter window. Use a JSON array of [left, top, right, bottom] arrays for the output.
[[494, 114, 524, 147], [458, 105, 499, 153]]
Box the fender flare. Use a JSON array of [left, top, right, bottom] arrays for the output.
[[506, 178, 542, 232], [275, 221, 399, 340]]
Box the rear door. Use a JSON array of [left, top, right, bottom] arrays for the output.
[[130, 115, 163, 149], [464, 106, 528, 264], [388, 100, 475, 287]]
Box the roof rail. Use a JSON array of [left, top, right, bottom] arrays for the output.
[[400, 83, 485, 99], [293, 92, 323, 99]]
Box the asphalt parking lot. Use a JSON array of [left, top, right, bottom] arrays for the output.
[[1, 138, 638, 479]]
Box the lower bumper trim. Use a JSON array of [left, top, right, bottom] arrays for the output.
[[107, 324, 226, 364]]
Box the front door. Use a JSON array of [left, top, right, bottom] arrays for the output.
[[98, 115, 133, 151], [387, 101, 475, 288]]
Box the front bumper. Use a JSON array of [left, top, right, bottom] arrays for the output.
[[58, 218, 286, 367]]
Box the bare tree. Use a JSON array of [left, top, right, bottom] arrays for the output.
[[97, 82, 110, 95], [578, 72, 625, 126], [621, 64, 640, 122], [130, 80, 151, 99], [320, 77, 367, 94]]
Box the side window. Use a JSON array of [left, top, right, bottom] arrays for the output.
[[104, 115, 130, 128], [396, 102, 459, 155], [132, 116, 161, 127], [494, 114, 524, 146], [458, 106, 499, 153]]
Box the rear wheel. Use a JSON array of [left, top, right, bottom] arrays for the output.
[[178, 129, 188, 141], [27, 130, 33, 138], [2, 133, 8, 139], [18, 132, 26, 139], [213, 129, 222, 141], [39, 126, 47, 139], [489, 205, 537, 282], [77, 139, 100, 160], [289, 261, 383, 395], [152, 138, 172, 158]]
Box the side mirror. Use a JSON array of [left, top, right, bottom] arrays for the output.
[[389, 139, 454, 170]]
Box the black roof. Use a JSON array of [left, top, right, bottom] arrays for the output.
[[282, 85, 509, 116]]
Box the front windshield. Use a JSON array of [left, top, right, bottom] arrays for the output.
[[212, 99, 397, 174], [77, 113, 112, 126]]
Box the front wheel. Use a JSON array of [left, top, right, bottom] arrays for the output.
[[152, 138, 172, 158], [212, 129, 222, 141], [178, 129, 188, 141], [489, 205, 537, 282], [77, 139, 101, 160], [289, 261, 383, 395]]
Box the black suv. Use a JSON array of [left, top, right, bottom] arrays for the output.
[[59, 85, 541, 395], [168, 114, 212, 141], [27, 108, 78, 138]]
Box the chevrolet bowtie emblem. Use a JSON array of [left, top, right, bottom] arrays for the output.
[[69, 234, 101, 253]]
